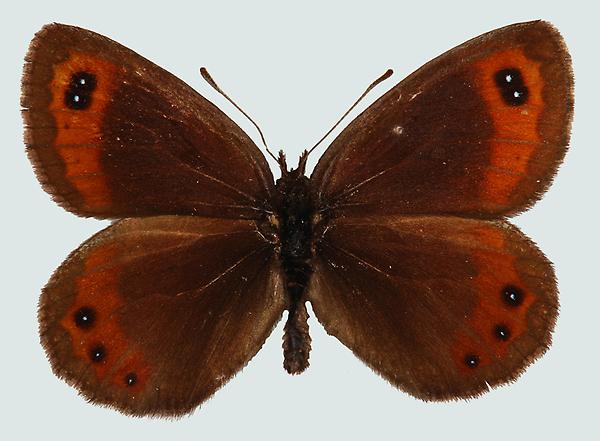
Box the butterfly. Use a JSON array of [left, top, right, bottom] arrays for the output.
[[22, 20, 573, 417]]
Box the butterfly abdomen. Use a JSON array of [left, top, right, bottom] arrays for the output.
[[274, 162, 316, 374]]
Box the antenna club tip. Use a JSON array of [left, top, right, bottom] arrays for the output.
[[200, 67, 211, 80]]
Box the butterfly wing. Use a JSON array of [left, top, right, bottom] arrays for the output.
[[22, 23, 273, 219], [311, 20, 572, 218], [309, 21, 571, 399], [40, 216, 285, 416], [309, 216, 557, 400]]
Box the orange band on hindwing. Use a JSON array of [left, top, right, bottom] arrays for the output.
[[49, 52, 119, 210], [60, 244, 150, 393], [451, 226, 536, 374], [474, 49, 543, 206]]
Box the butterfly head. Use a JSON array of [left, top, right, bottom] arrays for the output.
[[277, 149, 309, 179]]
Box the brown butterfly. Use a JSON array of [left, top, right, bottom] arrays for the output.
[[22, 20, 573, 417]]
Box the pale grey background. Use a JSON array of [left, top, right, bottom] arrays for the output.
[[2, 0, 598, 439]]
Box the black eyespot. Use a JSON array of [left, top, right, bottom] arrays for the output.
[[494, 68, 529, 106], [65, 71, 97, 110], [125, 373, 137, 387], [464, 354, 480, 368], [502, 285, 524, 307], [70, 72, 97, 91], [495, 324, 511, 341], [74, 306, 96, 329], [90, 345, 106, 363], [65, 91, 91, 109]]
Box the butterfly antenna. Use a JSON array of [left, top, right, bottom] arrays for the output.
[[306, 69, 394, 156], [200, 67, 279, 163]]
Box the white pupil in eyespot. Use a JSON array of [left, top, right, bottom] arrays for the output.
[[73, 95, 80, 102], [505, 74, 512, 83]]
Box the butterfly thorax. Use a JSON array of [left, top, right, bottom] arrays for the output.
[[272, 151, 314, 374]]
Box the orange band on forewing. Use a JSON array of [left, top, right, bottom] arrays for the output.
[[60, 244, 150, 390], [49, 52, 118, 210], [474, 49, 543, 206], [452, 226, 535, 373]]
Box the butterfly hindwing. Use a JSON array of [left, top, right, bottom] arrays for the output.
[[311, 20, 573, 219], [309, 215, 557, 400], [22, 23, 274, 219], [39, 216, 285, 416]]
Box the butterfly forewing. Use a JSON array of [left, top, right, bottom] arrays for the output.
[[22, 24, 274, 220], [311, 20, 572, 219]]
